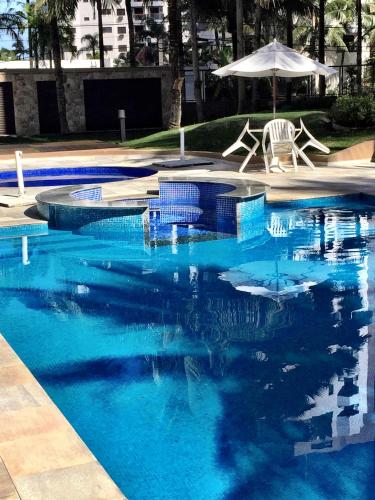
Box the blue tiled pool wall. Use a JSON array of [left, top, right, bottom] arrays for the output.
[[237, 194, 266, 242], [45, 181, 266, 245], [48, 204, 148, 243], [71, 187, 103, 201], [157, 182, 235, 229], [0, 223, 48, 238], [0, 166, 155, 188]]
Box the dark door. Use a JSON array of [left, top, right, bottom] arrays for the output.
[[84, 78, 162, 131], [37, 81, 60, 134], [0, 82, 15, 135]]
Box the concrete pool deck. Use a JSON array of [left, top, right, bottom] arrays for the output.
[[0, 143, 375, 499]]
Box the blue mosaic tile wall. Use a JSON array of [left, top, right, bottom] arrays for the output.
[[48, 204, 148, 243], [237, 194, 266, 243], [0, 224, 48, 238], [71, 187, 103, 201], [159, 182, 233, 209], [216, 197, 237, 235]]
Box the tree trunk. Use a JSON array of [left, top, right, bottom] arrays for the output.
[[236, 0, 246, 114], [286, 4, 293, 104], [50, 17, 69, 134], [125, 0, 136, 67], [214, 28, 220, 51], [167, 0, 184, 129], [26, 0, 33, 68], [34, 31, 39, 69], [318, 0, 326, 96], [96, 0, 105, 68], [251, 1, 262, 111], [190, 0, 204, 122], [356, 0, 362, 93]]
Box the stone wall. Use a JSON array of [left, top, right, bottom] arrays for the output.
[[0, 66, 172, 136]]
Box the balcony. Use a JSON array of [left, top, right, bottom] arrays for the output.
[[148, 13, 164, 22], [133, 13, 146, 23]]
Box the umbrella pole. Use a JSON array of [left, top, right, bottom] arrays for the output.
[[272, 70, 276, 118]]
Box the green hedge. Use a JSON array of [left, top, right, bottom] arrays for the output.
[[330, 95, 375, 127]]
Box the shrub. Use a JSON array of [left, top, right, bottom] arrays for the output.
[[330, 95, 375, 127]]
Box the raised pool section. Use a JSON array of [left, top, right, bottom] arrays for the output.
[[36, 176, 268, 245], [0, 166, 155, 187]]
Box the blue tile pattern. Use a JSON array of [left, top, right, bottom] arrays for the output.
[[0, 166, 155, 188], [237, 194, 265, 243], [71, 187, 103, 201], [0, 224, 48, 238]]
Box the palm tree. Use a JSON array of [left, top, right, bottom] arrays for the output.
[[190, 0, 204, 122], [79, 33, 99, 58], [318, 0, 325, 95], [236, 0, 246, 114], [0, 8, 24, 42], [356, 0, 362, 92], [167, 0, 184, 129], [36, 0, 78, 134], [94, 0, 105, 67], [125, 0, 136, 66]]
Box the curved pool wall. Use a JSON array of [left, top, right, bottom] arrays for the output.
[[0, 166, 155, 187], [36, 178, 268, 244]]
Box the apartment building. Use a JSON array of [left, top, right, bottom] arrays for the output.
[[71, 0, 168, 63]]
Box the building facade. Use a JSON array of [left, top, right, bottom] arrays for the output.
[[71, 0, 168, 64]]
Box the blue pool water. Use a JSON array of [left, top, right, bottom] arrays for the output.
[[0, 166, 155, 187], [0, 196, 374, 499]]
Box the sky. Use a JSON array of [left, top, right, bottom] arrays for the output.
[[0, 1, 27, 50]]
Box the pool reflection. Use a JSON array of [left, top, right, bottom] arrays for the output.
[[0, 201, 374, 498]]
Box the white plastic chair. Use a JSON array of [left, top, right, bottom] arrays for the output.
[[294, 118, 330, 170], [222, 119, 260, 172], [262, 119, 298, 173]]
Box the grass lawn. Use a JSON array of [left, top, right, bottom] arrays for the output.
[[121, 111, 375, 154]]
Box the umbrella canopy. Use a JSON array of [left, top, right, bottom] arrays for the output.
[[213, 40, 337, 116], [219, 260, 333, 301]]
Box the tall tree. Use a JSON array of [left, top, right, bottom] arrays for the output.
[[318, 0, 326, 96], [356, 0, 362, 92], [79, 33, 99, 58], [236, 0, 246, 114], [167, 0, 184, 129], [190, 0, 204, 122], [125, 0, 136, 66], [36, 0, 78, 134], [26, 0, 33, 67], [95, 0, 105, 67], [251, 1, 262, 110]]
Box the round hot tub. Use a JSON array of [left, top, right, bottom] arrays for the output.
[[0, 166, 155, 188]]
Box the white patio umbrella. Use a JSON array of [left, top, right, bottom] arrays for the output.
[[219, 260, 333, 301], [213, 39, 337, 117]]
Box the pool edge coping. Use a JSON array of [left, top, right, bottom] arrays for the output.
[[0, 334, 126, 500]]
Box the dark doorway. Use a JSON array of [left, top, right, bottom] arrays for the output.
[[37, 81, 60, 134], [0, 82, 15, 135], [83, 78, 162, 131]]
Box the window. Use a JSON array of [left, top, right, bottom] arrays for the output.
[[71, 28, 76, 34], [103, 45, 113, 51], [118, 45, 127, 52], [117, 8, 125, 16], [83, 0, 89, 2], [102, 9, 111, 15], [117, 26, 126, 34], [84, 17, 89, 21], [103, 27, 112, 33]]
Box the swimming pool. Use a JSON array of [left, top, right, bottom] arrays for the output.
[[0, 195, 374, 499], [0, 166, 155, 187]]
